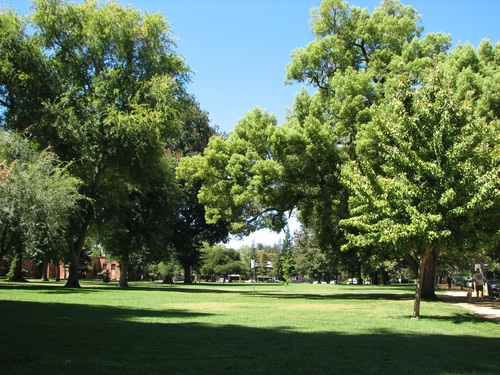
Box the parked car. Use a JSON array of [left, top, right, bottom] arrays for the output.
[[489, 279, 499, 296]]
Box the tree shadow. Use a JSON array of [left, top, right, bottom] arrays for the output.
[[1, 299, 499, 375], [255, 292, 415, 301]]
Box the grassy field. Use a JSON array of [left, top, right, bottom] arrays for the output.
[[0, 280, 498, 375]]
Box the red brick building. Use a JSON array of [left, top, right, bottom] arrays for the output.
[[1, 256, 121, 281]]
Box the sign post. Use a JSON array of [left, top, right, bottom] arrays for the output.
[[251, 260, 256, 293]]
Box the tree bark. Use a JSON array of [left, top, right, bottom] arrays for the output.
[[40, 254, 49, 281], [55, 261, 61, 281], [64, 214, 92, 288], [413, 246, 438, 318], [420, 248, 438, 300], [65, 243, 82, 288], [413, 277, 421, 319], [403, 253, 419, 276], [119, 251, 129, 288], [380, 268, 390, 285], [183, 263, 192, 284]]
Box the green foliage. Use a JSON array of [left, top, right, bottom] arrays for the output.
[[200, 244, 242, 279], [0, 0, 194, 286], [0, 130, 82, 261], [0, 9, 54, 132], [178, 108, 283, 234], [341, 46, 499, 257]]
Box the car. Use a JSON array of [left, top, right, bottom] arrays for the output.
[[488, 279, 499, 296]]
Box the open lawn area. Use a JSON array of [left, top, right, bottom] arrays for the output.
[[0, 280, 498, 375]]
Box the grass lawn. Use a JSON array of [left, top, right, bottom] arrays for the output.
[[0, 279, 498, 375]]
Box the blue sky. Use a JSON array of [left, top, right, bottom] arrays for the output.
[[7, 0, 500, 247]]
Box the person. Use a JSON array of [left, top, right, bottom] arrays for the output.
[[471, 268, 487, 301]]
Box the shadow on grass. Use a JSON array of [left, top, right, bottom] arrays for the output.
[[1, 299, 499, 375], [255, 292, 415, 301]]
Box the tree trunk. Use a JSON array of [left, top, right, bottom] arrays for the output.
[[380, 268, 390, 285], [420, 248, 438, 300], [55, 261, 61, 281], [403, 254, 419, 276], [183, 263, 192, 284], [65, 244, 82, 288], [413, 246, 438, 318], [40, 254, 49, 281], [119, 252, 129, 288], [64, 215, 92, 288], [413, 276, 421, 319]]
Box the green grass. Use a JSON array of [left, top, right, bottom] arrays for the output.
[[0, 280, 498, 375]]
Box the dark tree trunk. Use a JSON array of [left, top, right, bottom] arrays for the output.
[[420, 248, 438, 300], [55, 261, 61, 281], [65, 244, 82, 288], [403, 254, 419, 276], [183, 263, 192, 284], [119, 252, 129, 288], [65, 215, 92, 288], [380, 268, 390, 285], [40, 254, 49, 281], [356, 262, 363, 285], [413, 246, 438, 318]]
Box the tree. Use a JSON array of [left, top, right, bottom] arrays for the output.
[[171, 180, 229, 284], [172, 100, 230, 284], [285, 0, 452, 282], [0, 130, 81, 281], [341, 44, 500, 317], [179, 1, 453, 286], [1, 1, 191, 287], [0, 9, 56, 132], [96, 153, 180, 287], [200, 244, 242, 282]]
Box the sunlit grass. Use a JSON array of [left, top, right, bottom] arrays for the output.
[[1, 279, 498, 374]]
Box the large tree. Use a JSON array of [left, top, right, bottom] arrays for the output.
[[179, 0, 452, 287], [285, 0, 450, 265], [1, 0, 190, 287], [96, 153, 180, 287], [0, 130, 81, 281], [341, 42, 500, 317]]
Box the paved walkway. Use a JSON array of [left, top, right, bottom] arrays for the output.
[[439, 290, 500, 323]]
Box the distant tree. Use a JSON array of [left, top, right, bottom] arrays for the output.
[[172, 100, 230, 284], [96, 154, 180, 287], [200, 244, 242, 282]]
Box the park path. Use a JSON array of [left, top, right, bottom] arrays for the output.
[[439, 290, 500, 323]]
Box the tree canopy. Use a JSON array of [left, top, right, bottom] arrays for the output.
[[178, 0, 499, 317], [0, 0, 194, 286]]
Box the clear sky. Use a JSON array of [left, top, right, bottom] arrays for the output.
[[7, 0, 500, 248]]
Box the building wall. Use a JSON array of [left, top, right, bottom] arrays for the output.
[[1, 256, 120, 281]]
